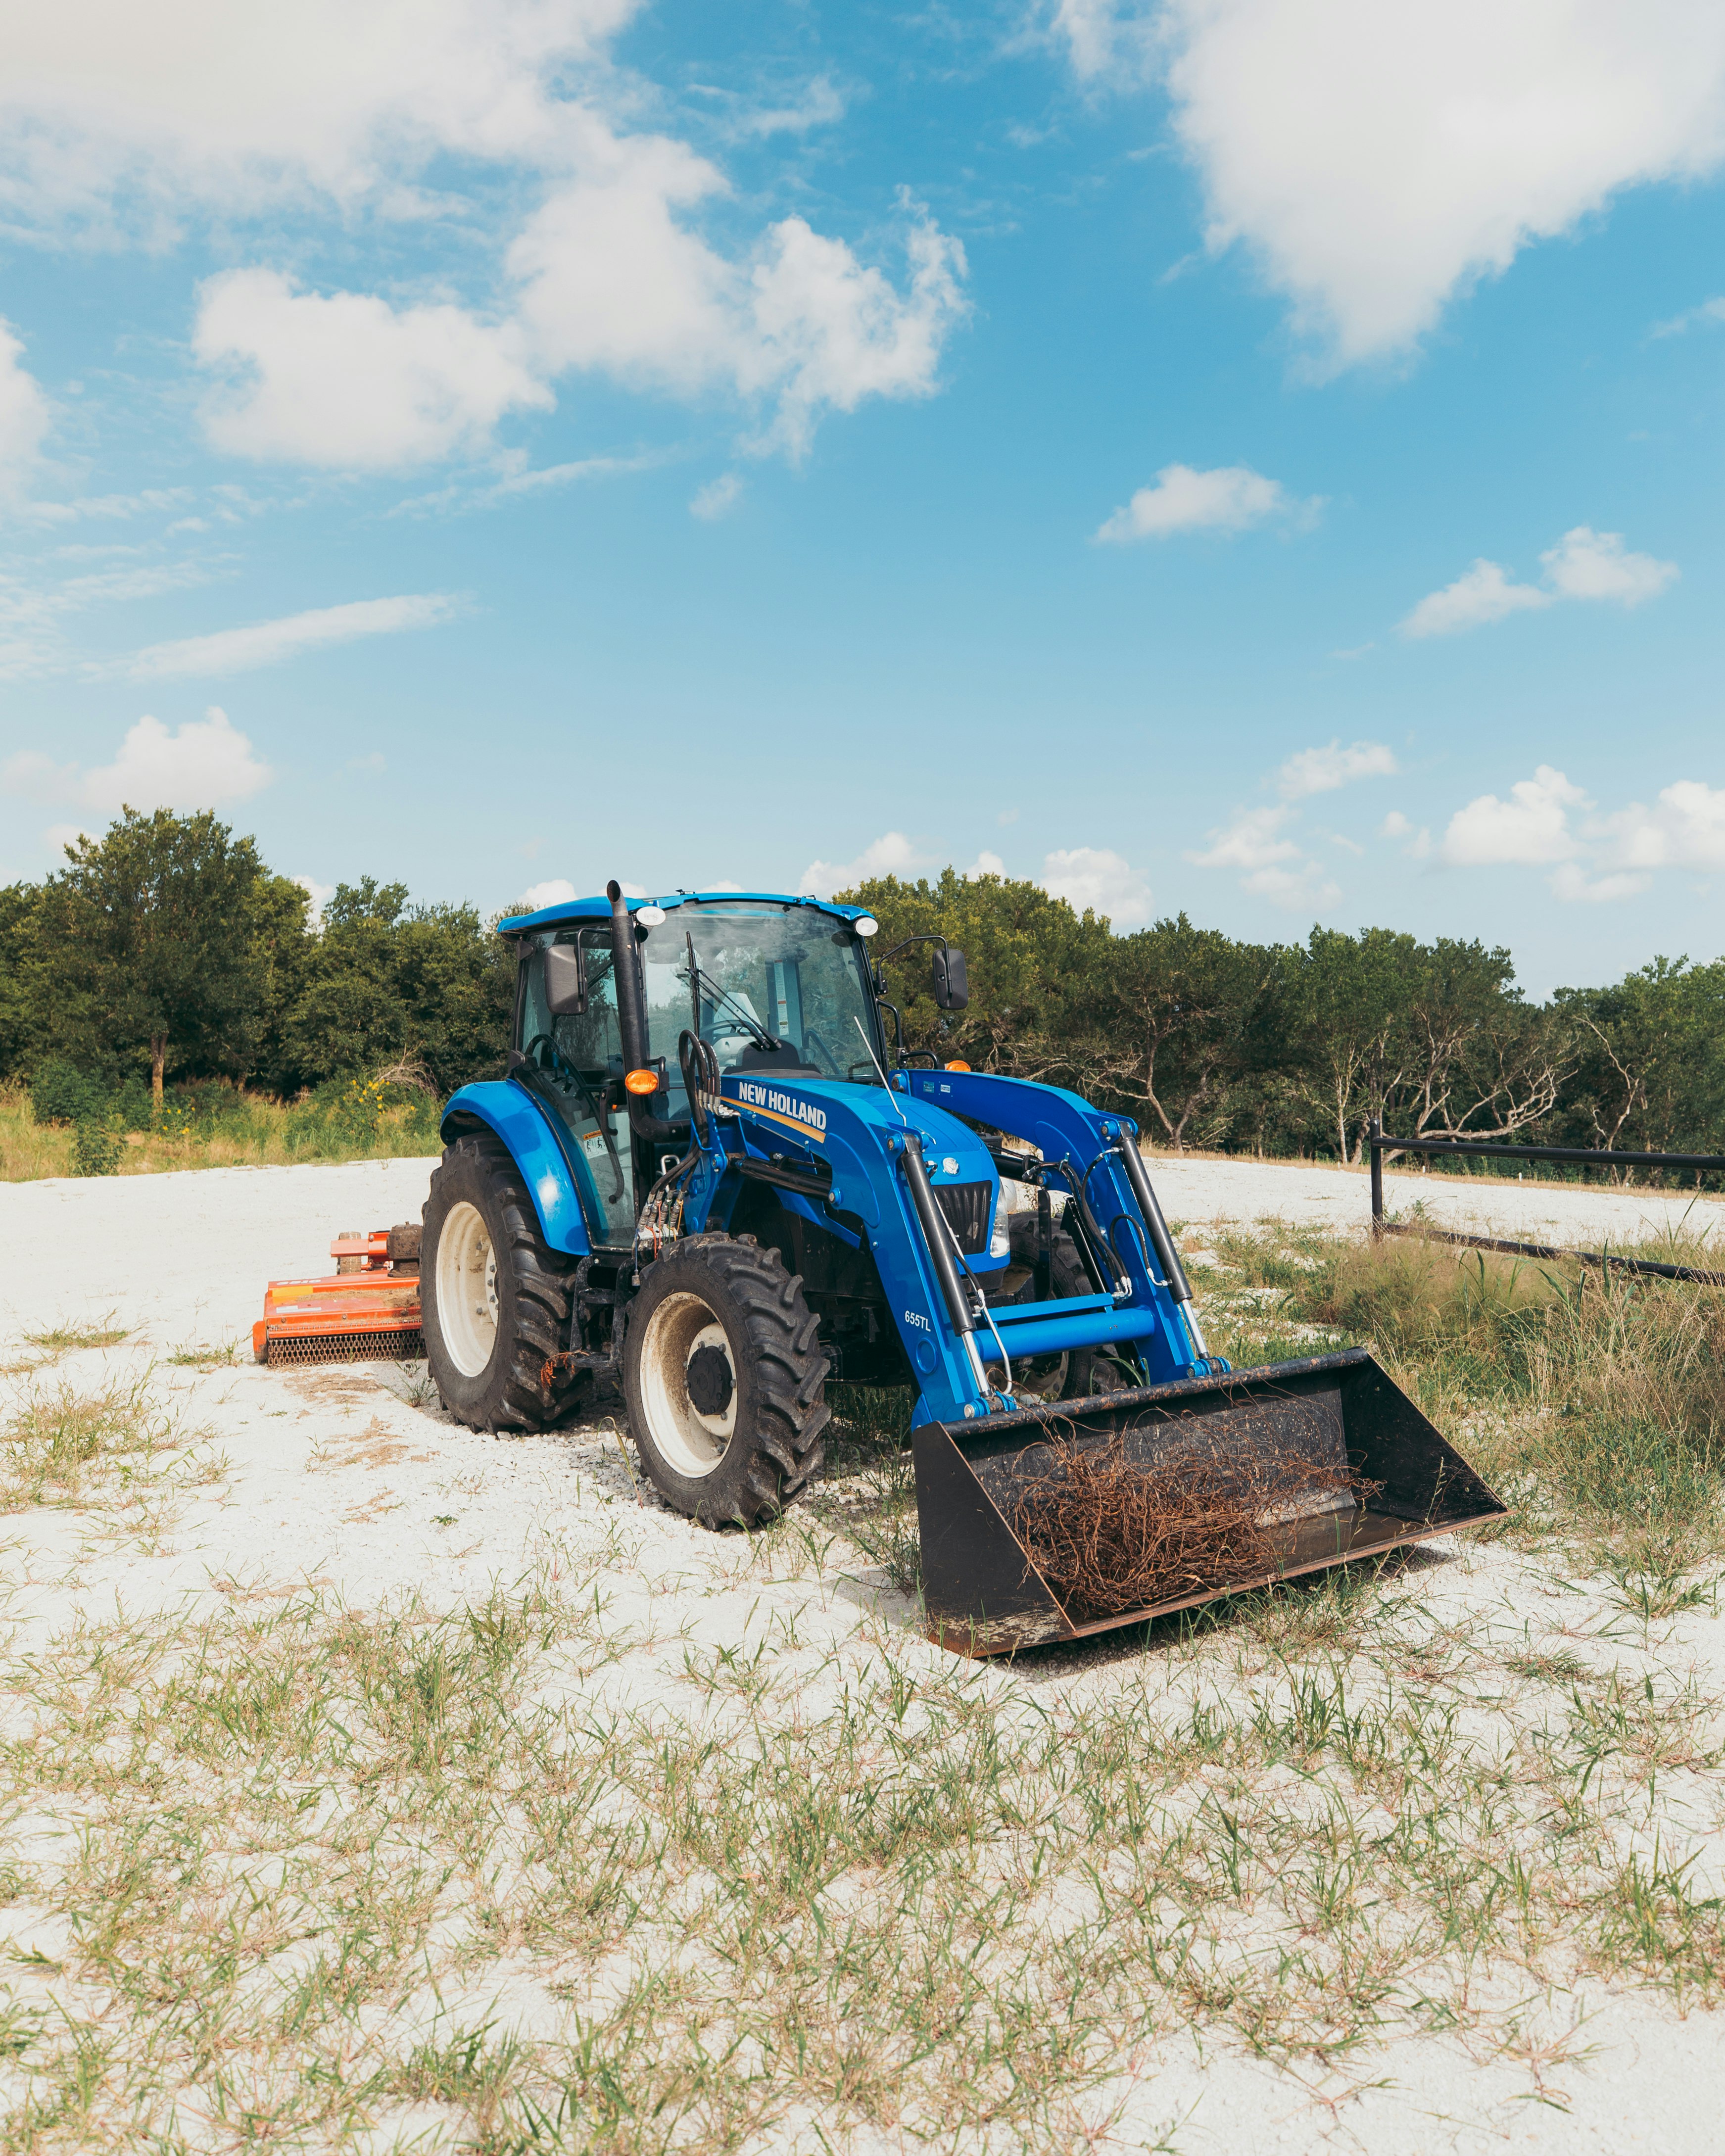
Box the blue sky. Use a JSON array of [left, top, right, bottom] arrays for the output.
[[2, 1, 1725, 996]]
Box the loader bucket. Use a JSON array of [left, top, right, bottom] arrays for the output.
[[912, 1348, 1506, 1656]]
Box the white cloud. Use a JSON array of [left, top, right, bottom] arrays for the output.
[[724, 77, 847, 140], [518, 877, 577, 911], [1549, 863, 1651, 904], [194, 270, 550, 468], [2, 706, 273, 819], [1403, 526, 1678, 637], [0, 2, 638, 226], [745, 207, 968, 458], [1593, 779, 1725, 872], [1187, 803, 1339, 909], [963, 850, 1006, 880], [1401, 559, 1551, 638], [1146, 0, 1725, 366], [293, 873, 336, 925], [1540, 525, 1678, 606], [1428, 764, 1725, 903], [1380, 808, 1431, 856], [797, 831, 931, 897], [1095, 462, 1302, 542], [42, 821, 96, 857], [0, 321, 49, 498], [127, 593, 460, 679], [1276, 738, 1396, 799], [0, 9, 967, 470], [85, 707, 272, 813], [1052, 0, 1157, 84], [1041, 845, 1152, 926], [1440, 765, 1584, 867], [1651, 294, 1725, 337], [690, 472, 743, 521]]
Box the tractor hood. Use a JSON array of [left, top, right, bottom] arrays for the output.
[[718, 1066, 1002, 1253]]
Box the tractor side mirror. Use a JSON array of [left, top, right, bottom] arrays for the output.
[[544, 940, 587, 1017], [931, 946, 969, 1010]]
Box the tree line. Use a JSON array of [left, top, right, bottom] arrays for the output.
[[3, 809, 1722, 1166], [852, 870, 1725, 1166]]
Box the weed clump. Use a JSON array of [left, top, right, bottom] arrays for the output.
[[1012, 1435, 1376, 1622]]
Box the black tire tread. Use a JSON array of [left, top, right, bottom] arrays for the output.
[[628, 1231, 829, 1527], [426, 1133, 587, 1433]]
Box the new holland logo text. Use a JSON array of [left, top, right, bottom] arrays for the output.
[[735, 1081, 828, 1143]]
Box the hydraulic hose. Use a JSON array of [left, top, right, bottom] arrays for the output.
[[1112, 1130, 1193, 1302], [900, 1138, 994, 1402], [1114, 1126, 1212, 1361]]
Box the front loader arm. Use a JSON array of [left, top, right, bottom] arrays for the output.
[[901, 1066, 1209, 1387]]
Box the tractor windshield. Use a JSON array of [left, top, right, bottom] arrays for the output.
[[640, 902, 883, 1084]]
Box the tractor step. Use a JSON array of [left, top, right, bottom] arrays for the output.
[[912, 1347, 1505, 1656]]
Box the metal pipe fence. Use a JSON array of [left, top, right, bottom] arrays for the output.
[[1365, 1118, 1725, 1289]]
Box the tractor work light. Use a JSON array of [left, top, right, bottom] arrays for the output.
[[624, 1068, 661, 1096], [854, 915, 879, 936], [636, 905, 667, 925]]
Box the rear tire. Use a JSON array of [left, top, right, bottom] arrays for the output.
[[624, 1233, 829, 1527], [423, 1133, 588, 1432]]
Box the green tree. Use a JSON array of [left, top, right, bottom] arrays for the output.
[[41, 809, 272, 1106], [1091, 915, 1286, 1149], [1552, 957, 1725, 1164], [267, 878, 516, 1094], [838, 868, 1113, 1076], [0, 880, 50, 1086]]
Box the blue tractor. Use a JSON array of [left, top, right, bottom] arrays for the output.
[[423, 882, 1502, 1653]]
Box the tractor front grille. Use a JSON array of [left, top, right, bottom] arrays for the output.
[[935, 1181, 991, 1256]]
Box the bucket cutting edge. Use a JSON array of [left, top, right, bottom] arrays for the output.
[[911, 1346, 1507, 1657]]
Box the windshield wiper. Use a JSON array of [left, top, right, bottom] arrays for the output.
[[681, 934, 780, 1054]]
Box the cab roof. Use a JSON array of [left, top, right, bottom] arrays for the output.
[[496, 891, 875, 937]]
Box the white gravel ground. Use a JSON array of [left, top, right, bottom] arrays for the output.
[[0, 1152, 1721, 2153]]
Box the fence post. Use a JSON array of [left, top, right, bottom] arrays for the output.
[[1369, 1116, 1384, 1239]]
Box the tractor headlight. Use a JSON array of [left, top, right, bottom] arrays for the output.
[[990, 1203, 1011, 1260]]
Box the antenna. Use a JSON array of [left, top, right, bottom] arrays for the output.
[[852, 1015, 910, 1127]]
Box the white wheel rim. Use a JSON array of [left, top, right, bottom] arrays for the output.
[[638, 1292, 737, 1479], [437, 1200, 499, 1377]]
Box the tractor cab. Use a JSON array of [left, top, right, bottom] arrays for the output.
[[507, 892, 894, 1247]]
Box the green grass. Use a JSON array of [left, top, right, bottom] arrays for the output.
[[0, 1555, 1720, 2150], [0, 1077, 442, 1182], [1204, 1222, 1725, 1578], [2, 1225, 1725, 2146], [20, 1322, 129, 1357]]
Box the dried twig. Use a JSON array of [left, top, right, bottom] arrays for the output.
[[1011, 1436, 1376, 1620]]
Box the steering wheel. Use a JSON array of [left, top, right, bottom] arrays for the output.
[[524, 1032, 583, 1088], [802, 1024, 842, 1078]]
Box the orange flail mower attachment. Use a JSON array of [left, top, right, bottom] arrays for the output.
[[253, 1223, 424, 1368]]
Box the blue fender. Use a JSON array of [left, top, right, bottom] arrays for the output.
[[440, 1080, 593, 1256]]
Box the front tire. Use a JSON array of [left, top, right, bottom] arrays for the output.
[[423, 1134, 587, 1432], [624, 1233, 829, 1526]]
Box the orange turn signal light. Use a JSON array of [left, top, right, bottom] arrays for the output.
[[624, 1068, 661, 1097], [945, 1059, 971, 1072]]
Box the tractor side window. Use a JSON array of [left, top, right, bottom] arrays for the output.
[[516, 931, 635, 1245]]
